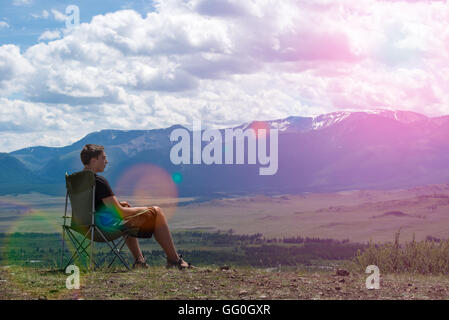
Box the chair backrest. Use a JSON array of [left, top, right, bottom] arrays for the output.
[[65, 170, 123, 242], [66, 170, 96, 233]]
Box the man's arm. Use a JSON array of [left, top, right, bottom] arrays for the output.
[[102, 195, 154, 219]]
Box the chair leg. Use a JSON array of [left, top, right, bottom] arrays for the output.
[[63, 227, 87, 270], [64, 230, 87, 269], [64, 240, 90, 270], [65, 236, 99, 270], [61, 226, 130, 271], [63, 230, 78, 270], [64, 227, 99, 270], [64, 235, 85, 269], [95, 227, 131, 270], [90, 227, 94, 271], [61, 191, 69, 271], [107, 235, 130, 268], [61, 226, 66, 271]]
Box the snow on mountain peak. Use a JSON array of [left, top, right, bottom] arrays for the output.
[[227, 109, 428, 135], [270, 120, 290, 131], [343, 109, 428, 124], [312, 111, 351, 130]]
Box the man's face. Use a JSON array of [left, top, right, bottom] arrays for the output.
[[90, 151, 108, 172]]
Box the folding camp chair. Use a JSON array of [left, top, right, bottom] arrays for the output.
[[60, 170, 134, 271]]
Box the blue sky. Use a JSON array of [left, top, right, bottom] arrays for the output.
[[1, 0, 449, 152]]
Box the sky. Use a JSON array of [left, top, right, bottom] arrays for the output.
[[1, 0, 449, 152]]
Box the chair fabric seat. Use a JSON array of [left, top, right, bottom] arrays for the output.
[[69, 221, 145, 242], [68, 225, 125, 242]]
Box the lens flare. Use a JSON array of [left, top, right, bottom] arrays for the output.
[[0, 197, 131, 299], [1, 199, 32, 267], [0, 199, 73, 298], [95, 204, 125, 230], [115, 164, 179, 220], [3, 207, 62, 267], [249, 121, 270, 139], [172, 172, 183, 184]]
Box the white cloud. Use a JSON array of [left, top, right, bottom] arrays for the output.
[[12, 0, 33, 6], [51, 9, 66, 22], [31, 10, 50, 19], [0, 98, 70, 133], [38, 30, 61, 41], [0, 21, 10, 29], [0, 45, 34, 94]]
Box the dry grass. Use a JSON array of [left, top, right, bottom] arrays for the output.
[[352, 231, 449, 275]]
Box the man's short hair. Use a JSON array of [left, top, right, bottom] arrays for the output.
[[80, 144, 104, 165]]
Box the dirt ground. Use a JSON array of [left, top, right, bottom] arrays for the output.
[[1, 266, 449, 300]]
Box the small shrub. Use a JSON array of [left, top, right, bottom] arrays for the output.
[[353, 231, 449, 275]]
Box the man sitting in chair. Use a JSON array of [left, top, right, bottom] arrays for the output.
[[80, 144, 191, 269]]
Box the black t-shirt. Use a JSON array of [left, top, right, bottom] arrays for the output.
[[94, 174, 114, 212], [94, 174, 123, 229]]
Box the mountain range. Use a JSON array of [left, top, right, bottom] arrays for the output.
[[2, 109, 449, 197]]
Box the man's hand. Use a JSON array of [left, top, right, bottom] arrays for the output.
[[103, 196, 148, 219], [120, 201, 131, 207]]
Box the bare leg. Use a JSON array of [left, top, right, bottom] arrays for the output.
[[125, 206, 189, 267], [125, 237, 145, 262], [152, 207, 190, 267], [152, 206, 180, 262]]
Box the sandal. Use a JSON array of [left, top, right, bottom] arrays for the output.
[[133, 257, 149, 269], [166, 254, 193, 270]]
